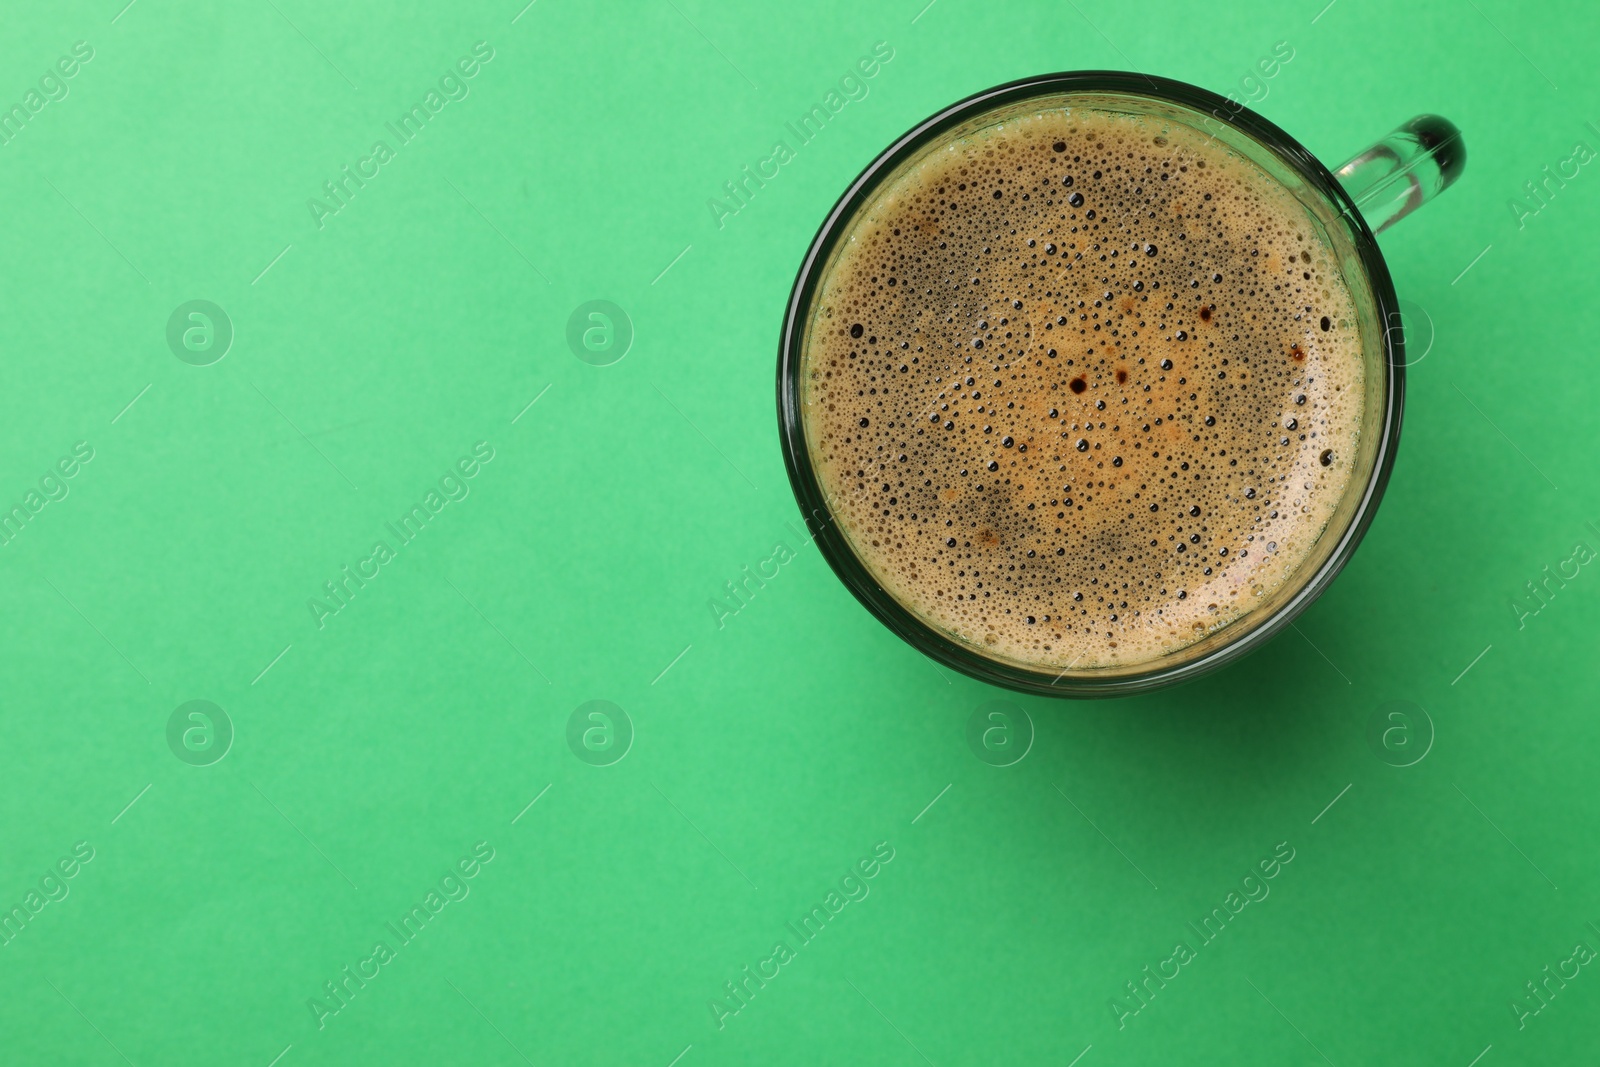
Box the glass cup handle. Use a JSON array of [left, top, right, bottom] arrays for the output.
[[1334, 115, 1466, 235]]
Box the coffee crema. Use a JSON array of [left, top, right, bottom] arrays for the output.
[[799, 101, 1365, 670]]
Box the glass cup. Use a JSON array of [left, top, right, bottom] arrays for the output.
[[777, 71, 1464, 697]]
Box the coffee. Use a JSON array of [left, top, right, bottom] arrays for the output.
[[799, 100, 1364, 671]]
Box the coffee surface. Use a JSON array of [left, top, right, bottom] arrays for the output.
[[800, 102, 1365, 670]]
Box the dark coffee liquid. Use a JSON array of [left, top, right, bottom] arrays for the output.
[[800, 103, 1363, 669]]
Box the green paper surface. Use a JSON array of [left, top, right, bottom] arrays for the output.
[[2, 0, 1597, 1063]]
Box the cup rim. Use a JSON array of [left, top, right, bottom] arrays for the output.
[[776, 70, 1405, 698]]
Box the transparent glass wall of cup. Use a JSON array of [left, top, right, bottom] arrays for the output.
[[777, 73, 1464, 697]]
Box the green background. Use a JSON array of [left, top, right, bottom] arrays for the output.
[[2, 0, 1596, 1063]]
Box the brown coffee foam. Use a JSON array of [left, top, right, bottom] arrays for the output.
[[800, 104, 1364, 671]]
